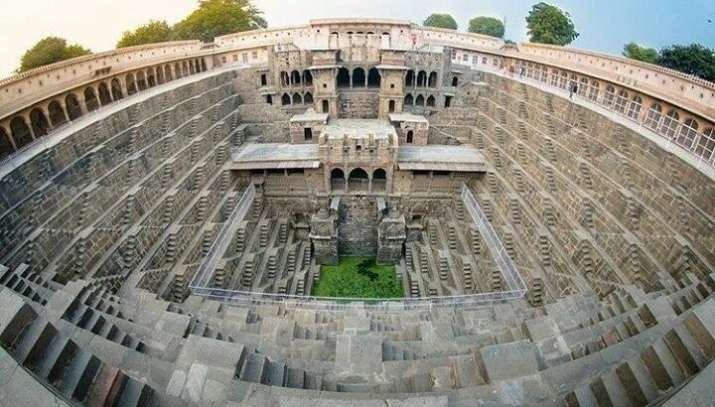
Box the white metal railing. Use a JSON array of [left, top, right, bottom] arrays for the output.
[[459, 58, 715, 169], [189, 286, 526, 310], [460, 184, 526, 292], [187, 183, 527, 309], [190, 183, 255, 287]]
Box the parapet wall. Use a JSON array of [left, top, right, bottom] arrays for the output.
[[1, 18, 714, 171]]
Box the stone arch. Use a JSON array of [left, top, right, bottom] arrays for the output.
[[451, 76, 458, 87], [147, 71, 156, 87], [110, 78, 123, 101], [406, 130, 414, 143], [645, 103, 662, 130], [627, 95, 642, 119], [426, 95, 435, 107], [415, 94, 425, 107], [126, 73, 137, 95], [337, 67, 350, 88], [614, 89, 629, 113], [293, 93, 303, 105], [660, 110, 680, 138], [348, 168, 369, 191], [65, 94, 82, 120], [280, 71, 289, 87], [291, 70, 301, 85], [30, 108, 50, 138], [189, 60, 195, 74], [84, 87, 99, 112], [367, 68, 380, 87], [164, 65, 173, 81], [136, 71, 147, 91], [304, 92, 313, 104], [677, 118, 699, 148], [175, 62, 183, 78], [404, 94, 413, 106], [330, 168, 345, 191], [372, 168, 386, 191], [98, 82, 112, 106], [281, 93, 291, 106], [388, 99, 395, 113], [416, 71, 427, 87], [322, 100, 329, 113], [405, 70, 415, 87], [588, 79, 600, 101], [10, 117, 33, 148], [0, 126, 13, 159], [578, 77, 588, 96], [201, 59, 207, 71], [428, 71, 438, 87], [695, 127, 715, 160], [604, 85, 616, 106], [303, 70, 313, 86], [48, 100, 67, 127], [352, 68, 366, 87]]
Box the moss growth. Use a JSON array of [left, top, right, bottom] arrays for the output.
[[311, 257, 403, 299]]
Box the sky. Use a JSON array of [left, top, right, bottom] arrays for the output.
[[0, 0, 713, 78]]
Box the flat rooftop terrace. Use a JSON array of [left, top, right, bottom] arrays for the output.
[[230, 143, 320, 170], [397, 145, 486, 172], [322, 119, 397, 140]]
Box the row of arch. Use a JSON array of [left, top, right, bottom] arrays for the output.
[[279, 92, 314, 106], [515, 61, 715, 164], [404, 93, 437, 108], [330, 167, 386, 192], [279, 70, 313, 87], [336, 67, 381, 88], [404, 70, 458, 88], [0, 58, 209, 160]]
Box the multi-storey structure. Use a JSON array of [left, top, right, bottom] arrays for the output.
[[0, 17, 713, 407]]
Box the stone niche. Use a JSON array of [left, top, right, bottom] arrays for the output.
[[289, 109, 329, 144]]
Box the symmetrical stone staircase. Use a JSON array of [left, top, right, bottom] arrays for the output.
[[1, 260, 714, 406]]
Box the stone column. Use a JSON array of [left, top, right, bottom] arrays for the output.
[[309, 207, 339, 265], [79, 95, 89, 115], [377, 208, 406, 265], [1, 123, 17, 149], [59, 100, 70, 123], [24, 114, 36, 141], [106, 82, 114, 102]]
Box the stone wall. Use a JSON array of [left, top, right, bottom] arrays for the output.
[[338, 91, 379, 118], [337, 196, 378, 256]]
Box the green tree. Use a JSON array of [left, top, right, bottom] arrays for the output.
[[423, 13, 458, 30], [117, 20, 172, 48], [622, 42, 659, 64], [525, 2, 579, 46], [171, 0, 267, 43], [18, 37, 91, 73], [468, 16, 505, 38], [657, 44, 715, 81]]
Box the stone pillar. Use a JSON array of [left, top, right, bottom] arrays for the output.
[[309, 207, 338, 265], [106, 82, 114, 102], [1, 123, 17, 149], [377, 208, 406, 265], [79, 95, 89, 115], [20, 114, 36, 141], [59, 100, 70, 123]]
